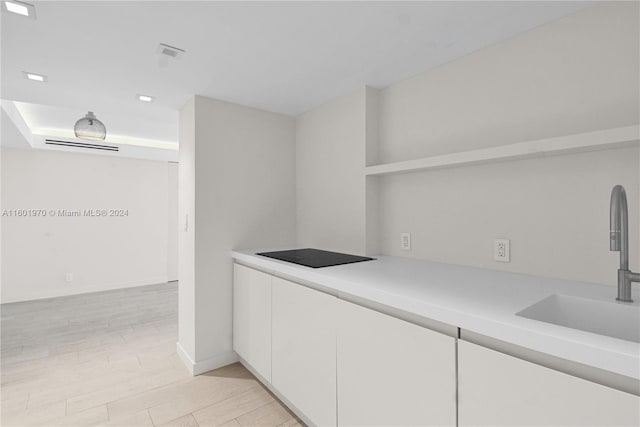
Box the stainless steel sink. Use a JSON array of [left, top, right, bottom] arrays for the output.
[[516, 294, 640, 343]]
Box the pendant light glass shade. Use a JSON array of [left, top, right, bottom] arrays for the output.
[[74, 111, 106, 141]]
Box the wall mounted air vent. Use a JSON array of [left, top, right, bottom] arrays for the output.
[[45, 139, 119, 152], [157, 43, 185, 59]]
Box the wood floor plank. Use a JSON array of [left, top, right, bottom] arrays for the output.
[[277, 418, 305, 427], [69, 364, 190, 415], [105, 376, 213, 421], [1, 398, 67, 426], [1, 282, 303, 427], [158, 413, 200, 427], [48, 404, 110, 427], [235, 401, 296, 426], [97, 409, 154, 427], [192, 385, 274, 426], [146, 372, 257, 425]]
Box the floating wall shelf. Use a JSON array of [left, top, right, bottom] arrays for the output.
[[365, 125, 640, 176]]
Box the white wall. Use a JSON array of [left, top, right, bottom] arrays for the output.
[[178, 95, 296, 374], [167, 162, 179, 281], [1, 148, 176, 302], [378, 2, 639, 163], [178, 97, 196, 361], [379, 148, 639, 286], [296, 2, 640, 286], [376, 2, 640, 285], [296, 88, 367, 255], [1, 108, 31, 150]]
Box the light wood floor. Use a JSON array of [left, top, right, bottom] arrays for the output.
[[1, 283, 302, 427]]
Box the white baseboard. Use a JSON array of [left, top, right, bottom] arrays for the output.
[[176, 342, 239, 376], [1, 276, 170, 304], [193, 351, 239, 375], [176, 342, 196, 375]]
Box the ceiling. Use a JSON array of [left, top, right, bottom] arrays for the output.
[[1, 1, 593, 147]]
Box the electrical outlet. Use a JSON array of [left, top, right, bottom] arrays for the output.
[[66, 272, 74, 283], [400, 233, 411, 251], [494, 239, 510, 262]]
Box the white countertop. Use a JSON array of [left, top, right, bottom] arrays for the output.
[[232, 249, 640, 380]]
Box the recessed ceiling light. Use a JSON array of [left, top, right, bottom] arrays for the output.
[[4, 0, 36, 18], [137, 94, 154, 102], [22, 71, 47, 82]]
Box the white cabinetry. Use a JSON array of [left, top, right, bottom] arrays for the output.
[[232, 263, 272, 382], [233, 261, 639, 427], [272, 277, 337, 426], [336, 300, 457, 426], [458, 340, 640, 426]]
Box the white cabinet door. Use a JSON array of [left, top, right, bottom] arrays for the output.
[[272, 277, 337, 427], [232, 263, 272, 382], [337, 300, 457, 426], [458, 340, 640, 426]]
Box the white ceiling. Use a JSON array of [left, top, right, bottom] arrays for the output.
[[1, 1, 593, 145], [12, 101, 177, 147]]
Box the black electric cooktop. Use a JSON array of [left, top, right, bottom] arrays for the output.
[[256, 248, 375, 268]]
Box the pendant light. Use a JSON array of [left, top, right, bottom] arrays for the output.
[[74, 111, 106, 141]]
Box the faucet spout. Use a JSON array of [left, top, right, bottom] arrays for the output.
[[609, 185, 628, 269], [609, 185, 637, 302]]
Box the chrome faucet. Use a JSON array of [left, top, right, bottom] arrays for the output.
[[610, 185, 640, 302]]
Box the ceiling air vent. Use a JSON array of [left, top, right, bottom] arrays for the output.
[[157, 43, 185, 59], [45, 139, 119, 152]]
